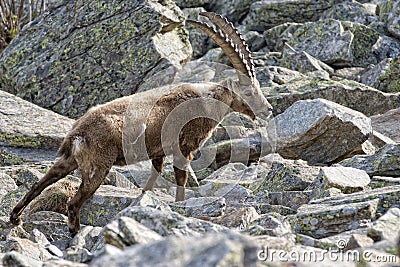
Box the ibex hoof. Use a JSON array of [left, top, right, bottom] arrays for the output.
[[9, 213, 22, 225]]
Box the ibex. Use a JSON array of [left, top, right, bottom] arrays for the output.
[[10, 12, 272, 235]]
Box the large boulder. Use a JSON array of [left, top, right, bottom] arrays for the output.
[[270, 98, 372, 164], [0, 90, 74, 150], [0, 0, 192, 118], [378, 0, 400, 39], [244, 0, 346, 32], [264, 76, 400, 117]]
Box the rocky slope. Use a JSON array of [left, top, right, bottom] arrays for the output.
[[0, 0, 400, 266]]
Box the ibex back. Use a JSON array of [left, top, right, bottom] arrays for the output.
[[10, 12, 272, 235]]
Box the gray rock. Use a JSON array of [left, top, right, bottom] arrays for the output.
[[265, 76, 400, 117], [370, 57, 400, 93], [115, 206, 227, 237], [245, 213, 292, 237], [91, 232, 257, 267], [22, 211, 71, 244], [367, 208, 400, 243], [2, 251, 43, 267], [361, 58, 393, 90], [270, 98, 372, 164], [3, 237, 53, 261], [81, 185, 143, 227], [130, 191, 173, 212], [170, 197, 226, 219], [254, 159, 320, 192], [103, 169, 137, 189], [257, 65, 306, 87], [340, 144, 400, 177], [345, 234, 374, 250], [244, 0, 343, 32], [293, 199, 379, 238], [0, 173, 17, 198], [287, 19, 380, 67], [371, 108, 400, 143], [310, 185, 400, 216], [378, 0, 400, 39], [0, 90, 74, 149], [0, 0, 191, 118], [309, 167, 371, 196], [103, 216, 162, 249], [210, 206, 260, 230], [279, 44, 334, 76], [0, 186, 28, 217], [320, 1, 378, 25], [267, 191, 314, 210]]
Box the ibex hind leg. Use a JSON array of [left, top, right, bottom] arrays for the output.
[[173, 151, 193, 202], [10, 156, 78, 225], [67, 166, 109, 235]]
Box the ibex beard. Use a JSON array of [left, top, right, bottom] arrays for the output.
[[9, 12, 273, 235]]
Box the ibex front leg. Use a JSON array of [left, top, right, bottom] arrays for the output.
[[143, 156, 165, 192], [173, 150, 193, 202]]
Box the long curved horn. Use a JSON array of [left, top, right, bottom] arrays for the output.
[[187, 19, 256, 86], [199, 12, 255, 79]]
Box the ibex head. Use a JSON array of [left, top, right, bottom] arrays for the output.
[[187, 12, 273, 122]]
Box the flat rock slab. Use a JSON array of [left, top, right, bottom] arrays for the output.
[[294, 198, 379, 238], [0, 90, 74, 150], [270, 98, 372, 164], [340, 144, 400, 177]]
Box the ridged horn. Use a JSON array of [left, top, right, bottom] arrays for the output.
[[187, 19, 255, 85], [199, 12, 255, 78]]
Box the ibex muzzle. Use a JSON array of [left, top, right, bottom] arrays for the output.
[[10, 12, 272, 235]]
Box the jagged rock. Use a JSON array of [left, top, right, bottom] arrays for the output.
[[360, 58, 393, 90], [0, 173, 17, 198], [244, 0, 345, 31], [2, 251, 43, 267], [371, 108, 400, 143], [371, 56, 400, 93], [245, 213, 292, 237], [64, 226, 103, 263], [345, 234, 374, 250], [183, 7, 212, 59], [293, 198, 379, 238], [279, 45, 334, 77], [91, 232, 257, 267], [3, 237, 53, 261], [308, 166, 371, 196], [0, 149, 25, 166], [209, 0, 254, 25], [264, 191, 313, 210], [173, 0, 211, 8], [103, 216, 162, 249], [0, 90, 74, 149], [320, 1, 378, 25], [0, 0, 192, 118], [368, 208, 400, 243], [28, 176, 80, 216], [0, 187, 28, 217], [81, 185, 143, 227], [257, 66, 306, 87], [333, 66, 367, 82], [114, 206, 227, 237], [378, 0, 400, 39], [170, 197, 226, 219], [103, 169, 136, 189], [21, 211, 71, 245], [254, 159, 320, 192], [130, 191, 173, 211], [265, 76, 400, 117], [340, 144, 400, 177], [309, 185, 400, 216], [288, 19, 380, 67], [370, 176, 400, 189], [210, 206, 260, 230], [270, 98, 372, 164]]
